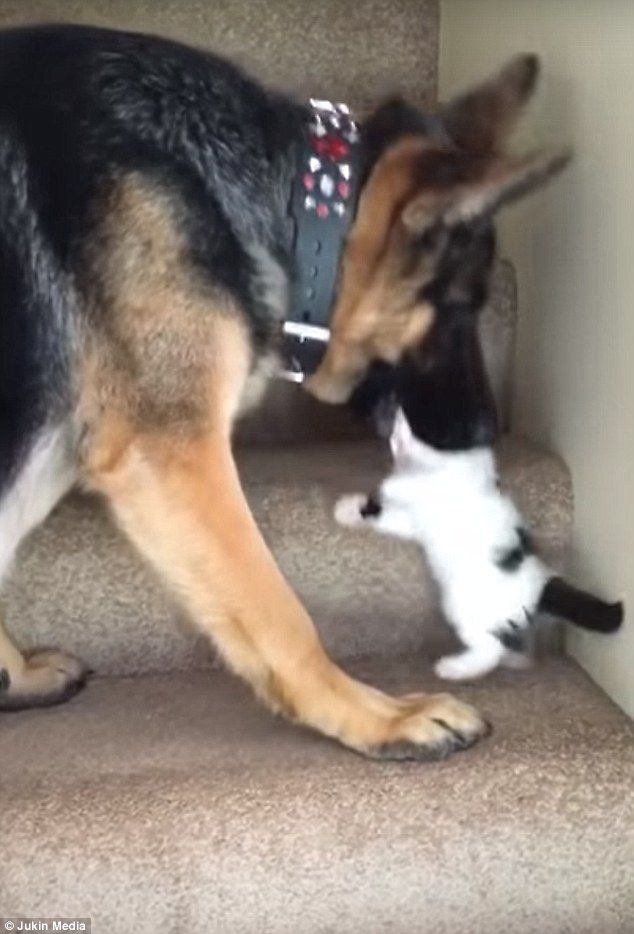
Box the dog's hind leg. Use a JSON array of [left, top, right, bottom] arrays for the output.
[[0, 616, 89, 712], [0, 424, 89, 711]]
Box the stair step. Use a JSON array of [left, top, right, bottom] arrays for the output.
[[0, 0, 439, 117], [3, 436, 571, 677], [1, 655, 632, 932], [238, 259, 517, 444]]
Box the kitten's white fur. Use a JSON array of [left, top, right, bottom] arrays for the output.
[[335, 409, 550, 680]]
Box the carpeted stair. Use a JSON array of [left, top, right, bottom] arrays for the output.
[[1, 2, 632, 932]]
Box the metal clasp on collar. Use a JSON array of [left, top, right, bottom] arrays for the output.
[[280, 320, 330, 383]]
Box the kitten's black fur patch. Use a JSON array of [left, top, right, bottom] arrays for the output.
[[351, 221, 499, 452], [349, 361, 396, 429], [494, 627, 526, 653], [496, 526, 535, 572], [360, 493, 382, 518], [397, 221, 498, 450]]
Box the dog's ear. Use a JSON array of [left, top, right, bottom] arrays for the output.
[[402, 148, 571, 231], [441, 54, 540, 154], [448, 149, 571, 222]]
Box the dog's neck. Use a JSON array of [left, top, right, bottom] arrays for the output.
[[280, 100, 363, 382]]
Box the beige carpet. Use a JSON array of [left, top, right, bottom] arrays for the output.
[[3, 436, 572, 677], [2, 655, 632, 933]]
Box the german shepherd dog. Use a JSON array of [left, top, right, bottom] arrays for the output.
[[0, 23, 565, 760]]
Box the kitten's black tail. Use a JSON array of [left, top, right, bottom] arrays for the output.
[[538, 577, 624, 633]]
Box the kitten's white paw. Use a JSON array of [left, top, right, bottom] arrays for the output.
[[334, 494, 368, 527], [434, 653, 495, 681]]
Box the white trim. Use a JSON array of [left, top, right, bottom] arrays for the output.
[[279, 368, 305, 384], [0, 423, 75, 585], [283, 321, 330, 342]]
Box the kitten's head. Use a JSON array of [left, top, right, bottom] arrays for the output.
[[388, 406, 496, 486]]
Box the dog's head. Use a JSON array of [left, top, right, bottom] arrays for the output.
[[305, 55, 569, 445]]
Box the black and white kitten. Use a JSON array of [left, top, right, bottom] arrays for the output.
[[335, 408, 623, 680]]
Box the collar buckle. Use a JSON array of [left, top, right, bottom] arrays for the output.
[[280, 321, 331, 384]]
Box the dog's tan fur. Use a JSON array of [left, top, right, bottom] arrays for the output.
[[306, 137, 438, 404]]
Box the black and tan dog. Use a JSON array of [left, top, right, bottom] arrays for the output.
[[0, 24, 565, 759]]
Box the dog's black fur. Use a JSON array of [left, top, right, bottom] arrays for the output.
[[0, 23, 303, 499]]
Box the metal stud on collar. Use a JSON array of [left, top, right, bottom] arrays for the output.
[[301, 99, 359, 221], [281, 99, 361, 383]]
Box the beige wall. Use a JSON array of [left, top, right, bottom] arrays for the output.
[[440, 0, 634, 716]]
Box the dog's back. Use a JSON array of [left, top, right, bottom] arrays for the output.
[[0, 23, 302, 589], [0, 24, 300, 501]]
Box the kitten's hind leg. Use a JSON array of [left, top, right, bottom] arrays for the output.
[[434, 636, 505, 681], [499, 648, 533, 670]]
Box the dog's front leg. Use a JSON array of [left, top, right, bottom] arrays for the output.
[[84, 422, 487, 759]]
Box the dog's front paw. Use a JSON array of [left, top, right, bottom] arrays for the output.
[[334, 494, 368, 528], [365, 692, 490, 760]]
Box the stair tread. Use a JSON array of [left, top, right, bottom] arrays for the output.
[[2, 655, 632, 932], [4, 435, 572, 675]]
